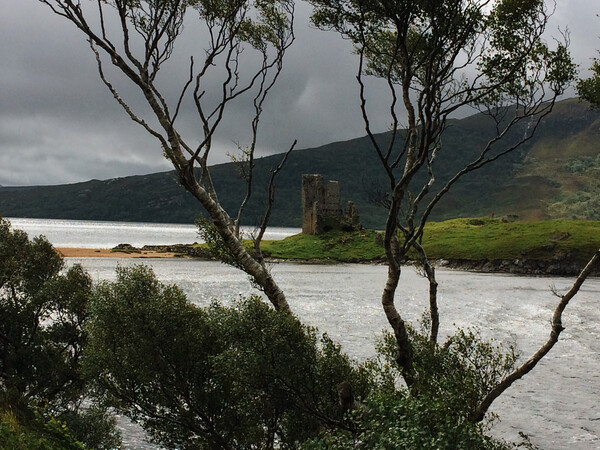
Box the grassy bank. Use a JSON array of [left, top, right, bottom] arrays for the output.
[[261, 229, 383, 262], [260, 218, 600, 265]]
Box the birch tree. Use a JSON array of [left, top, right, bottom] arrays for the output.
[[310, 0, 588, 420], [38, 0, 295, 312]]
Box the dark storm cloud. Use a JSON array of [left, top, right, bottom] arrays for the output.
[[0, 1, 170, 185], [1, 1, 598, 186]]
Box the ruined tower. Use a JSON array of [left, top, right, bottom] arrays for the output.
[[301, 174, 360, 235]]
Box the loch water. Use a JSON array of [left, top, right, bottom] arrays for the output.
[[8, 218, 600, 449], [7, 217, 299, 247]]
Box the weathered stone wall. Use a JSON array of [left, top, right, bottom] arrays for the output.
[[322, 181, 341, 217], [344, 201, 360, 227], [301, 174, 323, 234]]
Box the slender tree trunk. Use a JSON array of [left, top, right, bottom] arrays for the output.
[[140, 85, 291, 313], [180, 165, 290, 313], [382, 195, 415, 386], [424, 262, 439, 344]]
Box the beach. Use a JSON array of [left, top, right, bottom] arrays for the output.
[[55, 248, 176, 258]]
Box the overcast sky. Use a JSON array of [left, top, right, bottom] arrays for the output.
[[0, 1, 598, 187]]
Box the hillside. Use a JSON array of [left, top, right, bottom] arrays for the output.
[[0, 98, 598, 228]]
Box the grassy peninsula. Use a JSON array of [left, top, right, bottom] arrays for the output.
[[260, 218, 600, 274], [118, 217, 599, 274]]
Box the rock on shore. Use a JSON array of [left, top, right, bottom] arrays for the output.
[[141, 244, 215, 259], [435, 256, 599, 276]]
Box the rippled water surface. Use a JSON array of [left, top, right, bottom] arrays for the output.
[[7, 217, 299, 248], [71, 258, 600, 450], [7, 219, 599, 449]]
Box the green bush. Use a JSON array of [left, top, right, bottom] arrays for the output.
[[303, 325, 523, 450], [85, 264, 528, 449], [0, 217, 121, 449], [85, 265, 371, 449], [0, 218, 87, 408], [0, 408, 83, 450]]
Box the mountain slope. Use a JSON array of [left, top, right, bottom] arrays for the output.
[[1, 98, 598, 228]]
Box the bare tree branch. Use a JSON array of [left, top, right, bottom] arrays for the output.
[[473, 249, 600, 422], [254, 140, 297, 261], [40, 0, 296, 312]]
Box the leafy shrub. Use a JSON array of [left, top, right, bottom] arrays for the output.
[[302, 389, 516, 450], [0, 217, 120, 449], [0, 218, 87, 408], [0, 408, 83, 450], [303, 325, 521, 449], [86, 263, 528, 449], [565, 155, 600, 173], [403, 326, 519, 422], [85, 265, 370, 449]]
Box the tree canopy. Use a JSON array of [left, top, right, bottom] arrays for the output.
[[86, 265, 374, 449], [578, 59, 600, 107], [0, 218, 120, 448]]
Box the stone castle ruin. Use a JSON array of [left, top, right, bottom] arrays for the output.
[[301, 174, 360, 235]]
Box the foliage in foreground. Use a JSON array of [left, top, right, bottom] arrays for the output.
[[0, 408, 80, 450], [303, 323, 524, 450], [85, 264, 526, 449], [303, 389, 517, 450], [86, 265, 371, 449], [0, 218, 121, 448], [0, 217, 547, 448]]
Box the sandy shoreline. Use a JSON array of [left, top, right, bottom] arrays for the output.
[[55, 248, 177, 258]]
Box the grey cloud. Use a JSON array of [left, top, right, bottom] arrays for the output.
[[1, 1, 599, 186], [0, 112, 170, 185]]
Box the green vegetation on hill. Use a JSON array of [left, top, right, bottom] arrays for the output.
[[261, 219, 600, 269], [1, 98, 599, 227]]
